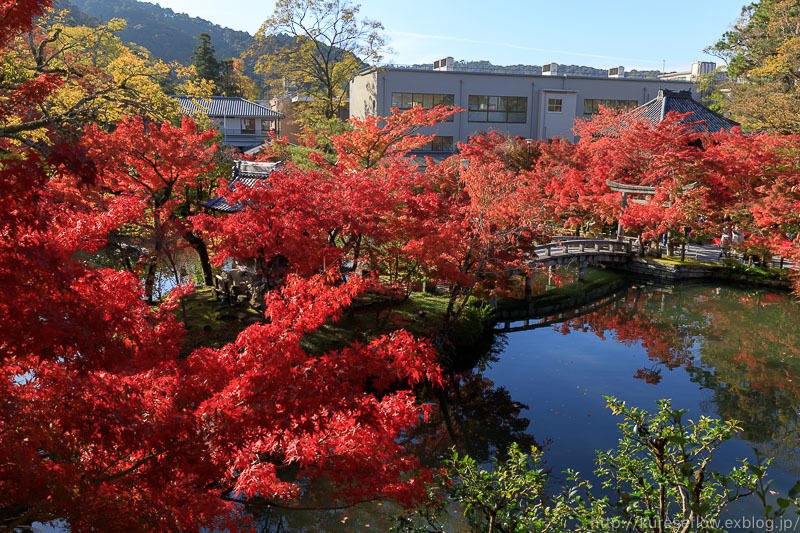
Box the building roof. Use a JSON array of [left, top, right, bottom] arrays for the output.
[[634, 89, 738, 133], [360, 65, 698, 85], [203, 161, 281, 213], [172, 96, 284, 119]]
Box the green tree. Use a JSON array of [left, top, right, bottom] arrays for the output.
[[395, 397, 800, 533], [0, 11, 181, 144], [705, 0, 800, 133], [254, 0, 386, 122], [218, 57, 261, 98], [192, 32, 220, 88]]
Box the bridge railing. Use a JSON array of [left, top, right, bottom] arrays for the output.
[[535, 239, 634, 258]]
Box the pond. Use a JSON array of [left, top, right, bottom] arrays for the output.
[[483, 279, 800, 529], [263, 273, 800, 532]]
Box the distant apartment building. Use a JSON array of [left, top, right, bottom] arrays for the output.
[[658, 61, 722, 82], [172, 96, 284, 151], [349, 58, 698, 150]]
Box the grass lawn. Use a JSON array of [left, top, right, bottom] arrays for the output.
[[300, 292, 452, 355], [646, 256, 721, 268], [175, 287, 262, 356], [174, 287, 454, 357], [497, 269, 626, 311]]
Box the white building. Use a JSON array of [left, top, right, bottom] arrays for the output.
[[658, 61, 720, 82], [172, 96, 284, 150], [349, 59, 698, 151]]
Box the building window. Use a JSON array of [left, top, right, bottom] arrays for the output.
[[547, 98, 563, 113], [391, 92, 455, 121], [583, 99, 639, 116], [432, 136, 453, 151], [260, 119, 274, 133], [240, 118, 255, 134], [418, 136, 454, 152], [467, 95, 527, 123]]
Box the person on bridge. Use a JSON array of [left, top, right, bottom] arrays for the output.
[[719, 226, 732, 259]]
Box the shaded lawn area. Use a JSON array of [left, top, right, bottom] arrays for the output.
[[175, 287, 452, 357], [300, 292, 450, 356], [176, 287, 263, 356]]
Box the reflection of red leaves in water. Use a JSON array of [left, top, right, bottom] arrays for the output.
[[555, 286, 800, 401], [634, 368, 663, 385], [557, 288, 695, 373]]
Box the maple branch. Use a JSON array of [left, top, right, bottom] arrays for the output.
[[90, 451, 164, 484]]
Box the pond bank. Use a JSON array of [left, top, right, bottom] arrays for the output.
[[611, 256, 793, 289]]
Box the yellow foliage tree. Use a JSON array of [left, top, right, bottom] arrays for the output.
[[0, 9, 214, 145], [219, 58, 261, 99], [705, 0, 800, 133], [253, 0, 386, 123]]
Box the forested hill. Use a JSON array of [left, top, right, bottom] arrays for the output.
[[407, 60, 666, 79], [58, 0, 254, 63], [54, 0, 667, 80]]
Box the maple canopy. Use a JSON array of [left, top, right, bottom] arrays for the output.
[[1, 4, 444, 530], [5, 1, 800, 528]]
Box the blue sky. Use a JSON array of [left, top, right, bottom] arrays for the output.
[[152, 0, 745, 72]]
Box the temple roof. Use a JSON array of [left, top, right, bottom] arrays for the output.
[[633, 89, 738, 133], [203, 161, 281, 213], [172, 96, 284, 119]]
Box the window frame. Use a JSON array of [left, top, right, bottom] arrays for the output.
[[467, 95, 527, 123], [391, 92, 455, 121], [547, 98, 563, 113], [240, 118, 255, 134], [418, 135, 454, 152], [582, 98, 639, 116]]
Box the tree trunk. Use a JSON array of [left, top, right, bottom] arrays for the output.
[[143, 253, 159, 302], [183, 230, 213, 286]]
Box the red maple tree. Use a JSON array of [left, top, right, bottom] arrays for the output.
[[84, 116, 218, 299], [1, 6, 445, 529]]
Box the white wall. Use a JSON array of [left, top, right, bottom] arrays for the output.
[[350, 69, 698, 146], [539, 90, 577, 141]]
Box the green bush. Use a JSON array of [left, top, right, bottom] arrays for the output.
[[394, 397, 800, 533]]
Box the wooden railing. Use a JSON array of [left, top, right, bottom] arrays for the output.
[[534, 239, 635, 259]]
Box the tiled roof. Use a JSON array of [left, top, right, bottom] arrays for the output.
[[172, 96, 284, 119], [634, 89, 738, 133], [203, 161, 280, 213]]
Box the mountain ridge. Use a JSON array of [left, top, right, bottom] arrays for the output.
[[55, 0, 670, 84], [60, 0, 255, 64]]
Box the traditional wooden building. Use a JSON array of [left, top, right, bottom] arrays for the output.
[[173, 96, 284, 150]]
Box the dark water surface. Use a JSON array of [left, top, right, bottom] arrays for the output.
[[268, 277, 800, 532], [484, 280, 800, 530]]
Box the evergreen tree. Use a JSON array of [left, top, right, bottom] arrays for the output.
[[218, 58, 241, 97], [192, 32, 220, 87]]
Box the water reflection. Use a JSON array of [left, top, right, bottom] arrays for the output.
[[489, 279, 800, 504], [552, 284, 800, 460], [264, 277, 800, 530], [405, 368, 539, 466]]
